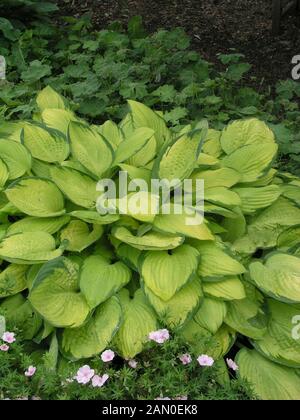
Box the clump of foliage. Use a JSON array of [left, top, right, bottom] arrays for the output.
[[0, 87, 300, 400], [0, 15, 300, 173], [0, 334, 255, 400]]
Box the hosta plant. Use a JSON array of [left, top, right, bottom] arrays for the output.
[[0, 87, 300, 400]]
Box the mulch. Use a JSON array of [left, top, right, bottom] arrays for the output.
[[56, 0, 300, 88]]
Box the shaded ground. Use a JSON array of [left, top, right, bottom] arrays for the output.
[[56, 0, 300, 88]]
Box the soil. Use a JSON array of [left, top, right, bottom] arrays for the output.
[[56, 0, 300, 89]]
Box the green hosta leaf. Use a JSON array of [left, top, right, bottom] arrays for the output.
[[112, 226, 184, 250], [143, 276, 203, 329], [203, 277, 246, 301], [193, 297, 227, 334], [115, 243, 141, 271], [68, 122, 114, 178], [0, 264, 28, 298], [249, 253, 300, 303], [42, 109, 79, 136], [29, 257, 89, 328], [233, 185, 281, 214], [225, 288, 267, 339], [7, 215, 70, 235], [195, 242, 246, 280], [97, 120, 122, 150], [5, 178, 65, 217], [118, 164, 151, 185], [60, 221, 103, 252], [22, 124, 69, 163], [80, 255, 131, 309], [0, 232, 65, 264], [221, 119, 275, 155], [141, 245, 200, 301], [153, 204, 214, 241], [0, 295, 42, 340], [114, 127, 155, 165], [236, 348, 300, 400], [116, 192, 160, 224], [61, 296, 122, 359], [197, 153, 219, 166], [0, 139, 31, 180], [69, 210, 119, 225], [248, 197, 300, 248], [114, 289, 158, 359], [0, 158, 8, 189], [222, 143, 278, 183], [36, 86, 67, 111], [192, 168, 240, 188], [128, 100, 171, 150], [50, 166, 98, 209], [155, 127, 206, 183], [205, 187, 241, 207], [281, 184, 300, 206], [127, 135, 157, 167], [253, 299, 300, 368], [277, 226, 300, 250], [202, 129, 222, 157]]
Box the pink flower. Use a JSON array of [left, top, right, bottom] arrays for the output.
[[148, 329, 170, 344], [0, 344, 9, 352], [179, 354, 192, 365], [92, 374, 109, 388], [2, 332, 16, 344], [128, 359, 138, 369], [101, 349, 115, 362], [197, 355, 214, 367], [25, 366, 36, 377], [75, 365, 95, 384], [226, 358, 239, 371]]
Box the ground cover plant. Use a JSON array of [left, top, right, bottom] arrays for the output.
[[0, 87, 300, 400], [0, 15, 300, 174]]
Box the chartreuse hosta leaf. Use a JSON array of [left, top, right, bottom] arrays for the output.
[[202, 128, 222, 157], [41, 109, 78, 136], [143, 276, 203, 329], [113, 127, 155, 165], [22, 124, 69, 163], [128, 100, 171, 150], [202, 277, 246, 301], [233, 185, 281, 214], [153, 204, 214, 241], [204, 187, 241, 208], [68, 121, 114, 178], [221, 118, 275, 155], [0, 158, 8, 189], [80, 255, 131, 309], [36, 86, 67, 111], [97, 120, 123, 150], [141, 245, 200, 301], [5, 178, 65, 217], [236, 348, 300, 400], [50, 166, 98, 209], [193, 297, 227, 334], [248, 197, 300, 248], [249, 253, 300, 303], [253, 299, 300, 368], [0, 264, 28, 298], [0, 232, 66, 264], [61, 296, 122, 360], [116, 192, 160, 224], [114, 289, 158, 359], [155, 127, 206, 184], [280, 183, 300, 206], [0, 139, 31, 180], [0, 294, 42, 340], [277, 225, 300, 250], [60, 221, 103, 252], [7, 215, 70, 235], [194, 242, 246, 280], [115, 243, 141, 271], [69, 210, 119, 225], [222, 143, 278, 183], [29, 257, 90, 328], [112, 226, 184, 250], [225, 283, 267, 340], [192, 168, 240, 188]]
